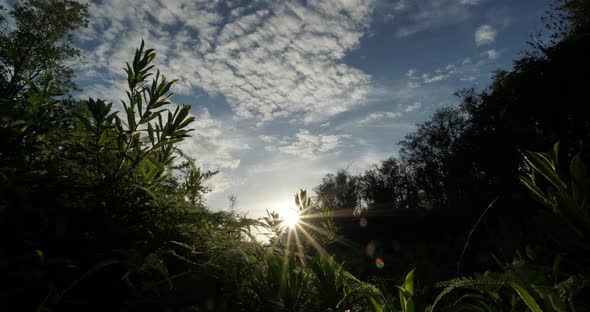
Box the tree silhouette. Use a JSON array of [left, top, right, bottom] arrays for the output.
[[0, 0, 89, 99]]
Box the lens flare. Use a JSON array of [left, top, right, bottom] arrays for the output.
[[375, 257, 385, 269], [282, 207, 300, 229], [359, 216, 368, 228]]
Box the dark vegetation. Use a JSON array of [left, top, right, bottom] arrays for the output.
[[1, 0, 589, 311]]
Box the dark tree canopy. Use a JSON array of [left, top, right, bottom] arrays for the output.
[[315, 169, 361, 214], [399, 107, 469, 213], [0, 0, 88, 99], [360, 157, 420, 215], [311, 0, 590, 301]]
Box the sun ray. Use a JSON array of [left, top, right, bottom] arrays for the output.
[[265, 222, 284, 251], [292, 229, 307, 266], [267, 197, 363, 268], [295, 223, 330, 258], [279, 229, 292, 296], [297, 220, 360, 250], [298, 208, 355, 220]]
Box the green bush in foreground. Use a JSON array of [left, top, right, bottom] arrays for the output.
[[426, 143, 590, 312], [0, 40, 392, 311]]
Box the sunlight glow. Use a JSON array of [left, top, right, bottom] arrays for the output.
[[281, 207, 300, 229]]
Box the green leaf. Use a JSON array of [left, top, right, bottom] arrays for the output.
[[403, 268, 415, 296], [552, 142, 560, 167], [405, 297, 415, 312], [147, 123, 155, 145], [375, 279, 398, 312], [176, 116, 195, 130], [370, 297, 384, 312], [521, 149, 567, 191], [98, 131, 109, 146], [145, 166, 159, 182], [519, 176, 553, 207], [508, 281, 543, 312], [570, 153, 589, 210], [35, 249, 44, 264]]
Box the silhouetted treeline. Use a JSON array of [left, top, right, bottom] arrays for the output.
[[315, 0, 590, 291]]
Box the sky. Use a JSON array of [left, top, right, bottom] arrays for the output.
[[10, 0, 553, 217]]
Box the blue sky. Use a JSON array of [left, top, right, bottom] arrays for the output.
[[31, 0, 554, 216]]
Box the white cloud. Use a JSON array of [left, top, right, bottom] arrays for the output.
[[482, 49, 498, 59], [359, 111, 402, 124], [207, 155, 335, 215], [402, 49, 498, 87], [77, 82, 125, 106], [423, 74, 449, 83], [76, 0, 375, 124], [407, 68, 449, 84], [357, 100, 421, 125], [204, 171, 244, 196], [403, 101, 422, 112], [475, 24, 497, 46], [258, 135, 276, 143], [405, 68, 418, 78], [265, 129, 351, 159], [179, 107, 249, 171]]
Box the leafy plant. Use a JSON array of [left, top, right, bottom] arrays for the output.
[[251, 255, 312, 312], [308, 255, 342, 310], [0, 38, 272, 311], [0, 0, 89, 98], [427, 257, 584, 312], [370, 269, 416, 312], [428, 143, 590, 312], [520, 142, 590, 244]]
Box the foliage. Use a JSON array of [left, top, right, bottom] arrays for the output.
[[250, 251, 385, 312], [0, 39, 265, 311], [315, 169, 362, 214], [361, 158, 422, 214], [311, 0, 590, 299], [541, 0, 590, 45], [429, 144, 590, 311], [262, 189, 344, 257], [429, 257, 585, 312], [1, 0, 590, 311], [399, 107, 469, 213], [0, 0, 89, 99], [520, 142, 590, 244], [256, 191, 383, 311], [370, 269, 416, 312], [251, 255, 312, 311]]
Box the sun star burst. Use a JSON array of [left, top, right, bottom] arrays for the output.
[[281, 207, 300, 229]]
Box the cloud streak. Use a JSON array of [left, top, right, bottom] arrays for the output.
[[359, 111, 402, 124], [379, 0, 481, 38], [403, 49, 498, 88]]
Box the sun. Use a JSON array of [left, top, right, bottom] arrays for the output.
[[281, 207, 300, 229]]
